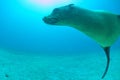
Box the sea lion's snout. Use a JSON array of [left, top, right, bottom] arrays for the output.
[[42, 17, 47, 23], [43, 16, 58, 25]]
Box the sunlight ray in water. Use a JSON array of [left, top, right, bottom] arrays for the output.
[[21, 0, 73, 9]]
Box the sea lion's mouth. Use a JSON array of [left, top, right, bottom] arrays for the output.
[[43, 17, 58, 25]]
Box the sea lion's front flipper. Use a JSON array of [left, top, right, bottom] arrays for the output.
[[102, 47, 110, 79]]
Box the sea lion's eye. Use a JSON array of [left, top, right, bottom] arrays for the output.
[[53, 8, 59, 13]]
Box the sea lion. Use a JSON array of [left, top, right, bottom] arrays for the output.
[[43, 4, 120, 79]]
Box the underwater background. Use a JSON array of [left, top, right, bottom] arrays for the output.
[[0, 0, 120, 80]]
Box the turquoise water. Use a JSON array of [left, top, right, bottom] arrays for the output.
[[0, 0, 120, 80]]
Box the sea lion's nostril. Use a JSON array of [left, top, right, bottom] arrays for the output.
[[43, 17, 48, 22], [42, 17, 46, 21]]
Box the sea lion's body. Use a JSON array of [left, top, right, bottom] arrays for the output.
[[43, 4, 120, 79], [65, 10, 120, 47]]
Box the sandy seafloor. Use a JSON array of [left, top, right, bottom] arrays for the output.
[[0, 49, 120, 80]]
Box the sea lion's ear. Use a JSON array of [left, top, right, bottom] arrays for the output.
[[68, 4, 74, 8]]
